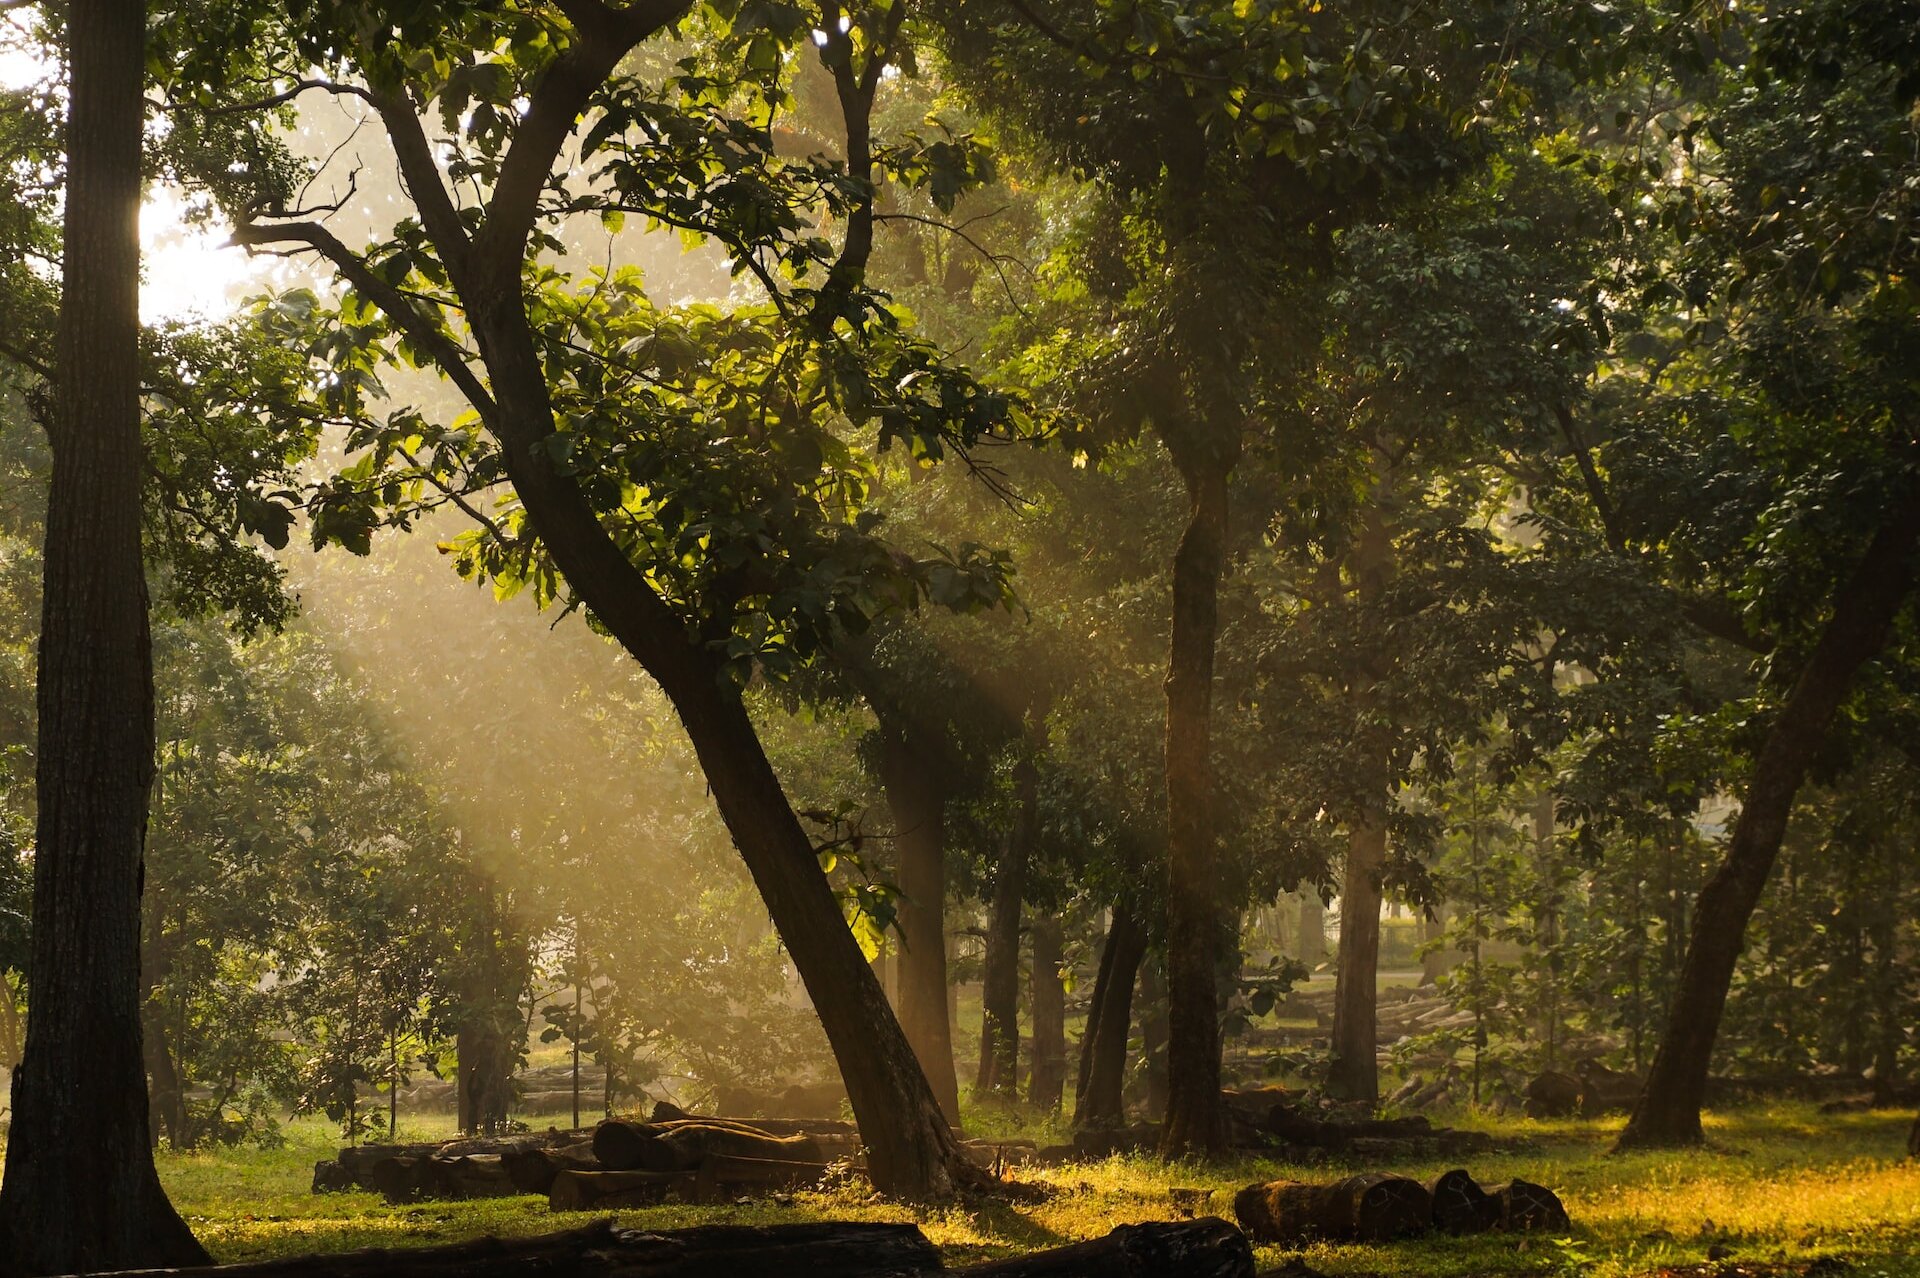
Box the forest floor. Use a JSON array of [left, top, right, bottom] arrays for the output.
[[130, 1101, 1920, 1277]]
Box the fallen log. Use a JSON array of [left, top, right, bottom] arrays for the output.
[[1492, 1179, 1569, 1232], [1523, 1072, 1581, 1119], [691, 1154, 836, 1201], [502, 1142, 599, 1195], [55, 1221, 943, 1278], [593, 1118, 826, 1172], [315, 1131, 590, 1195], [953, 1218, 1253, 1277], [1234, 1173, 1430, 1243], [1426, 1169, 1499, 1234], [549, 1168, 679, 1211], [651, 1100, 855, 1137], [369, 1153, 519, 1204]]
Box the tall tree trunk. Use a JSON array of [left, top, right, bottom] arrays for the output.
[[1616, 501, 1920, 1149], [0, 1, 209, 1266], [1419, 901, 1449, 986], [872, 729, 961, 1122], [1328, 820, 1385, 1102], [1327, 492, 1394, 1105], [415, 298, 972, 1191], [658, 673, 968, 1194], [1139, 954, 1170, 1123], [1028, 915, 1066, 1111], [1075, 904, 1146, 1130], [140, 901, 189, 1150], [1160, 464, 1231, 1158], [1298, 893, 1326, 966], [976, 760, 1034, 1096]]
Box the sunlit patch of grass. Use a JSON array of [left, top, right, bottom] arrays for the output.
[[126, 1105, 1920, 1275]]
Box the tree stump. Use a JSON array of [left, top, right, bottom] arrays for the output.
[[1492, 1179, 1569, 1232], [1426, 1169, 1499, 1234], [954, 1218, 1254, 1277]]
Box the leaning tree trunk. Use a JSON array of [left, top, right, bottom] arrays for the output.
[[976, 760, 1034, 1096], [871, 729, 961, 1122], [1328, 819, 1385, 1103], [1028, 914, 1066, 1110], [651, 668, 968, 1195], [405, 242, 971, 1193], [1076, 904, 1147, 1130], [1617, 499, 1920, 1149], [1160, 463, 1231, 1158], [0, 1, 210, 1267]]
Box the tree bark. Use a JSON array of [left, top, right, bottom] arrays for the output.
[[1616, 497, 1920, 1149], [0, 0, 210, 1267], [1328, 820, 1385, 1102], [1027, 915, 1066, 1110], [1076, 905, 1146, 1130], [1160, 464, 1231, 1158], [1327, 494, 1393, 1105], [976, 762, 1033, 1096], [1297, 893, 1326, 967], [871, 726, 961, 1122]]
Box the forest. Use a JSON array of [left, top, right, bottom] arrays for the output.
[[0, 0, 1915, 1274]]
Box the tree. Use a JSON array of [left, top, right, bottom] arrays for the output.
[[0, 0, 210, 1265], [1553, 0, 1920, 1148], [208, 0, 1032, 1195], [936, 0, 1488, 1153]]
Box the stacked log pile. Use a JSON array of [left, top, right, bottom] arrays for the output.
[[1234, 1169, 1566, 1244], [53, 1217, 1256, 1278], [309, 1104, 864, 1206], [311, 1130, 589, 1201]]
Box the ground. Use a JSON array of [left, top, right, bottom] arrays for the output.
[[130, 1102, 1920, 1276]]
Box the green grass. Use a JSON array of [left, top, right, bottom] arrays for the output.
[[114, 1103, 1920, 1274]]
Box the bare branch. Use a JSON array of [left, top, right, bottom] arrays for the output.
[[192, 77, 377, 117]]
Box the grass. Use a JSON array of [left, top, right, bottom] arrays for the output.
[[129, 1101, 1920, 1275]]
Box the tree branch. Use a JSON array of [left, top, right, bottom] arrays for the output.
[[229, 220, 498, 422], [473, 0, 694, 274], [370, 85, 476, 275]]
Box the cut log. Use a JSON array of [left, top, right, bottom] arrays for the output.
[[502, 1143, 599, 1195], [548, 1168, 679, 1212], [593, 1119, 827, 1172], [1233, 1174, 1429, 1243], [311, 1160, 355, 1194], [1523, 1072, 1581, 1119], [953, 1218, 1253, 1277], [650, 1100, 856, 1137], [1337, 1173, 1432, 1241], [1234, 1181, 1340, 1243], [690, 1154, 835, 1202], [52, 1220, 944, 1277], [1426, 1169, 1499, 1234], [369, 1154, 518, 1204], [1492, 1179, 1569, 1232]]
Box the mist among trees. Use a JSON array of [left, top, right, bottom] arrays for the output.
[[0, 0, 1915, 1273]]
